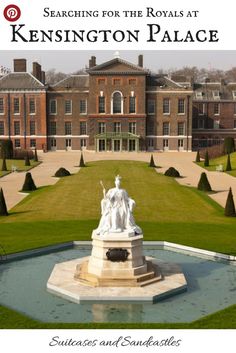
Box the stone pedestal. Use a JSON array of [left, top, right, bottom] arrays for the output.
[[74, 230, 161, 287]]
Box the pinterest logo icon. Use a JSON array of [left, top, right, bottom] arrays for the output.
[[4, 4, 21, 22]]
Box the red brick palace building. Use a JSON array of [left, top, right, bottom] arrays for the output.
[[0, 55, 236, 152]]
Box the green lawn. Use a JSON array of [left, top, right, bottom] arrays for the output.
[[0, 160, 236, 328], [197, 152, 236, 177], [0, 158, 40, 177]]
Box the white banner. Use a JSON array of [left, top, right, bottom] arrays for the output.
[[0, 329, 235, 353], [0, 0, 235, 50]]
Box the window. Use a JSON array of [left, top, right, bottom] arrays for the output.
[[65, 121, 72, 135], [199, 103, 205, 115], [80, 121, 87, 135], [163, 139, 169, 148], [14, 139, 20, 148], [214, 103, 220, 115], [232, 91, 236, 100], [0, 121, 4, 135], [147, 120, 154, 135], [14, 121, 20, 135], [178, 139, 184, 148], [65, 100, 72, 114], [65, 139, 71, 148], [163, 98, 170, 114], [196, 91, 203, 99], [234, 120, 236, 129], [147, 100, 155, 115], [29, 98, 36, 114], [112, 92, 122, 114], [129, 122, 136, 134], [0, 98, 4, 114], [49, 99, 57, 114], [148, 139, 154, 147], [113, 79, 121, 85], [129, 96, 136, 114], [178, 99, 185, 114], [198, 119, 205, 129], [214, 120, 220, 129], [98, 122, 106, 134], [80, 139, 86, 148], [30, 121, 36, 135], [163, 122, 170, 135], [114, 122, 121, 133], [129, 79, 136, 85], [50, 138, 56, 147], [80, 100, 87, 114], [13, 98, 20, 114], [49, 121, 56, 135], [98, 78, 106, 85], [178, 122, 185, 135], [30, 139, 36, 148], [99, 96, 105, 113], [213, 90, 220, 99]]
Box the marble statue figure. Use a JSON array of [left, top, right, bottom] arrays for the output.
[[95, 175, 142, 235]]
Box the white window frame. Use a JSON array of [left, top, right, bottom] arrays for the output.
[[29, 98, 36, 115], [163, 98, 170, 115], [80, 100, 87, 115], [0, 98, 4, 115], [49, 99, 57, 115], [65, 100, 72, 115], [111, 91, 123, 114]]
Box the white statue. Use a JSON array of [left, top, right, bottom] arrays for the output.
[[95, 175, 142, 236]]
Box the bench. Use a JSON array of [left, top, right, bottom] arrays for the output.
[[216, 164, 224, 172]]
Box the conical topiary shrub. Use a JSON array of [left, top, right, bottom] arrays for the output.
[[55, 167, 71, 177], [195, 150, 200, 163], [79, 153, 86, 167], [24, 152, 30, 167], [204, 150, 209, 167], [164, 167, 181, 177], [0, 188, 8, 216], [149, 154, 156, 167], [224, 187, 236, 217], [1, 157, 7, 171], [22, 172, 37, 192], [34, 148, 38, 162], [225, 154, 232, 172], [197, 172, 212, 192]]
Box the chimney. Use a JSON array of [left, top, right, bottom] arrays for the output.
[[138, 55, 143, 68], [89, 56, 96, 68], [14, 59, 27, 72], [41, 71, 45, 84], [33, 62, 42, 82]]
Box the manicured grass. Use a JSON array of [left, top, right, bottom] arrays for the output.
[[197, 152, 236, 177], [0, 158, 40, 176], [1, 303, 236, 329]]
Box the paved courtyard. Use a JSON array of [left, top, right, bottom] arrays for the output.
[[0, 150, 236, 210]]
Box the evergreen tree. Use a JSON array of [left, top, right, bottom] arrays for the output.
[[224, 137, 235, 154], [1, 157, 7, 171], [0, 188, 8, 216], [204, 150, 209, 167], [79, 152, 86, 167], [24, 152, 31, 167], [195, 150, 200, 163], [149, 154, 156, 167], [22, 172, 37, 191], [197, 172, 212, 192], [224, 187, 236, 217], [34, 148, 38, 162], [164, 167, 180, 177], [225, 153, 232, 171]]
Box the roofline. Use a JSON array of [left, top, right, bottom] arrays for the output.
[[88, 57, 148, 74]]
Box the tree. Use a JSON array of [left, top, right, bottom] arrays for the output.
[[79, 153, 86, 167], [22, 172, 37, 192], [45, 69, 67, 85], [224, 187, 236, 217], [34, 148, 38, 162], [24, 152, 30, 166], [195, 150, 200, 163], [0, 188, 8, 216], [1, 157, 7, 171], [197, 172, 212, 192], [0, 139, 13, 159], [204, 150, 209, 167], [225, 154, 232, 172], [224, 137, 235, 154], [149, 154, 156, 167]]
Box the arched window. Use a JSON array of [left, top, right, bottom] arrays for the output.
[[112, 91, 123, 114]]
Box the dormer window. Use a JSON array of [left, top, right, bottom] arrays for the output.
[[213, 90, 220, 100], [196, 91, 203, 99]]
